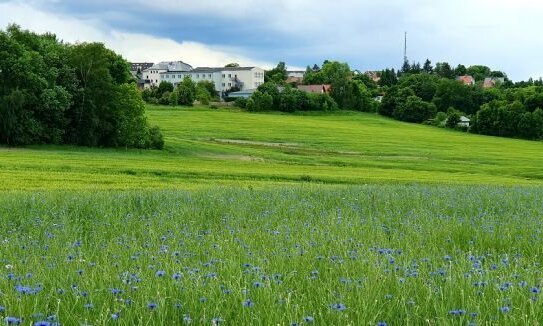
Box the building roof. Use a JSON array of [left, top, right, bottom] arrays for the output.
[[145, 61, 193, 72], [456, 75, 475, 85], [130, 62, 154, 72], [297, 84, 332, 93], [483, 77, 505, 88], [191, 67, 257, 72], [459, 116, 470, 122], [364, 71, 381, 82], [286, 76, 303, 84], [227, 89, 257, 98]]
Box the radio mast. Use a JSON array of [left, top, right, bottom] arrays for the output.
[[403, 31, 408, 65]]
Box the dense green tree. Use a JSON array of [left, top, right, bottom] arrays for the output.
[[197, 80, 218, 98], [249, 90, 273, 111], [379, 68, 398, 87], [177, 77, 196, 106], [278, 87, 298, 113], [455, 64, 467, 76], [265, 62, 288, 84], [518, 109, 543, 139], [257, 82, 281, 107], [393, 95, 437, 123], [224, 63, 240, 67], [157, 81, 174, 97], [434, 62, 454, 79], [353, 73, 378, 91], [379, 86, 414, 117], [399, 73, 439, 102], [445, 111, 461, 129], [423, 59, 433, 73], [114, 83, 150, 148], [0, 25, 162, 149], [466, 65, 491, 82], [0, 25, 76, 145], [432, 79, 477, 114]]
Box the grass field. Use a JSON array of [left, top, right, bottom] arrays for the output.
[[2, 186, 543, 325], [2, 105, 543, 325], [0, 105, 542, 190]]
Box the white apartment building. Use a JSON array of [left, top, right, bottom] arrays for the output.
[[160, 67, 265, 95], [142, 61, 192, 88]]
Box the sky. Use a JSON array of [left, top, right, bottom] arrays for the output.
[[1, 0, 542, 81]]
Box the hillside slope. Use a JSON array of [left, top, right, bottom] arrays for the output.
[[1, 105, 542, 190]]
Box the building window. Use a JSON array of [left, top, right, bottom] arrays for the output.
[[222, 74, 225, 78], [222, 83, 225, 87], [178, 75, 182, 78], [209, 74, 212, 78], [228, 74, 231, 78], [196, 74, 199, 78], [228, 82, 232, 87]]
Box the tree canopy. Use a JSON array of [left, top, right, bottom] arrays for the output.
[[0, 25, 163, 148]]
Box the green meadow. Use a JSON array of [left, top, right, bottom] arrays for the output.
[[1, 106, 543, 325], [1, 105, 542, 190]]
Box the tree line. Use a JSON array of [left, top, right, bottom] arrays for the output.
[[380, 59, 543, 140], [142, 79, 219, 106], [0, 25, 163, 148], [234, 61, 377, 113], [235, 59, 542, 141]]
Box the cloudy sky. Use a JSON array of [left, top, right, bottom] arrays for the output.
[[1, 0, 542, 81]]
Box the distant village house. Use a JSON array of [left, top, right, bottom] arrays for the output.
[[297, 84, 332, 94], [456, 75, 475, 86]]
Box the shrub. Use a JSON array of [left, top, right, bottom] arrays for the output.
[[234, 97, 248, 109], [147, 126, 164, 149]]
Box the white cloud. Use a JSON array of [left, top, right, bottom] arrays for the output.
[[2, 0, 543, 80], [0, 1, 275, 68]]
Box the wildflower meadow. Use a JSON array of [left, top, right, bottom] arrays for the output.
[[1, 185, 542, 325]]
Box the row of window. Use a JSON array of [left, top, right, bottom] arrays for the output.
[[254, 72, 264, 78]]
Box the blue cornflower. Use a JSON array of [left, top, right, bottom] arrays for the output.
[[531, 287, 540, 294], [111, 313, 120, 320], [34, 321, 53, 326], [199, 297, 207, 303], [84, 303, 94, 310], [252, 281, 264, 288], [110, 288, 123, 295], [303, 316, 314, 323], [0, 306, 5, 313], [448, 309, 466, 316], [172, 272, 182, 280], [147, 302, 158, 310], [155, 270, 166, 277], [211, 317, 223, 325], [500, 306, 510, 313], [205, 273, 217, 278], [330, 303, 347, 311], [15, 284, 35, 295], [242, 299, 254, 308], [183, 315, 192, 323], [5, 317, 22, 325], [377, 322, 388, 326]]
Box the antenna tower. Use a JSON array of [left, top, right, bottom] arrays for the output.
[[403, 32, 408, 64]]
